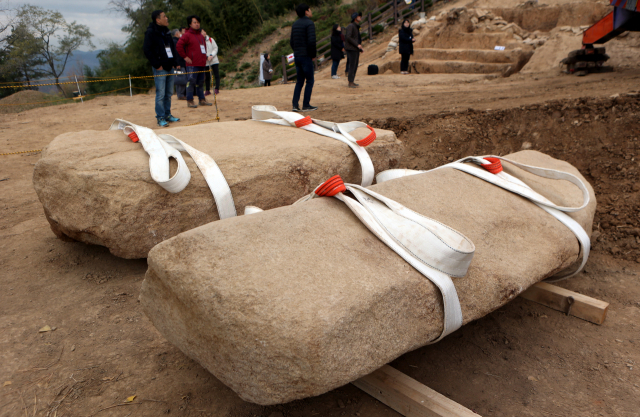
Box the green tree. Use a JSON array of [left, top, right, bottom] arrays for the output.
[[15, 4, 94, 96], [3, 23, 47, 86]]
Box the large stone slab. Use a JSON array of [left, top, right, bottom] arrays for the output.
[[33, 121, 402, 258], [140, 150, 596, 405]]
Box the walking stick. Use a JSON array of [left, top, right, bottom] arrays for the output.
[[209, 67, 220, 122]]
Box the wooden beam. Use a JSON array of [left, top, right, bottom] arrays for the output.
[[353, 365, 480, 417], [520, 282, 609, 325]]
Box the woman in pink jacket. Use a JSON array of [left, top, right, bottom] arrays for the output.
[[176, 15, 213, 108]]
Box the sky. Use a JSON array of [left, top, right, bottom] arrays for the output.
[[4, 0, 130, 50]]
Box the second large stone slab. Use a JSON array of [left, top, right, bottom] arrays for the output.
[[32, 120, 402, 258]]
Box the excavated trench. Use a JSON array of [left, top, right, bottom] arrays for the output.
[[368, 94, 640, 263], [379, 2, 610, 76]]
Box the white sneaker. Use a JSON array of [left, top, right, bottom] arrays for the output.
[[332, 75, 340, 79]]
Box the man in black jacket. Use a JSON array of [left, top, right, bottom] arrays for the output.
[[289, 3, 317, 112], [143, 10, 180, 127], [345, 12, 364, 88], [171, 28, 187, 100]]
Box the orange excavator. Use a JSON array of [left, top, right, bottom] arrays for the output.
[[562, 0, 640, 75]]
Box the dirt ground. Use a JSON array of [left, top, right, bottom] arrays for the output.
[[2, 61, 640, 417]]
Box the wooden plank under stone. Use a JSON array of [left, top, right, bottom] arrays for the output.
[[352, 365, 480, 417], [520, 282, 609, 325]]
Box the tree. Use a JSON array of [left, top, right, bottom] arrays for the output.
[[3, 22, 47, 86], [0, 0, 15, 48], [15, 5, 94, 96]]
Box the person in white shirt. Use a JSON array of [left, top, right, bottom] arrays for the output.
[[202, 30, 220, 95]]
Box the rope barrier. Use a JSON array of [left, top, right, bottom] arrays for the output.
[[2, 74, 224, 156], [0, 149, 42, 156], [0, 98, 75, 107], [0, 70, 212, 89], [0, 86, 137, 107]]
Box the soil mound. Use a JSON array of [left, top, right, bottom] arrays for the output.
[[0, 89, 51, 104], [0, 90, 68, 114]]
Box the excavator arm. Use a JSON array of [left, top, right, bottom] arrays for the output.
[[563, 0, 640, 75]]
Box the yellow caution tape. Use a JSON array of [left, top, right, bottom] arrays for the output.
[[0, 70, 211, 89], [0, 149, 42, 156]]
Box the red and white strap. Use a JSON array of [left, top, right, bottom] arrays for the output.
[[251, 105, 376, 186], [376, 155, 591, 280]]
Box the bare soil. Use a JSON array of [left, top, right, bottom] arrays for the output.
[[1, 60, 640, 416]]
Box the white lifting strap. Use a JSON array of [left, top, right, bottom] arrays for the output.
[[109, 119, 237, 220], [251, 105, 376, 187], [297, 176, 475, 343], [376, 155, 591, 281]]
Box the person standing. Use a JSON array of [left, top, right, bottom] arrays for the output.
[[289, 3, 317, 112], [345, 12, 364, 88], [262, 53, 273, 86], [202, 30, 220, 96], [176, 15, 213, 108], [143, 10, 180, 127], [330, 24, 345, 79], [398, 19, 415, 74], [171, 28, 187, 100]]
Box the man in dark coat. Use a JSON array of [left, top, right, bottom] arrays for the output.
[[344, 12, 364, 88], [143, 10, 180, 127], [171, 28, 187, 100], [176, 15, 213, 108], [289, 3, 317, 112]]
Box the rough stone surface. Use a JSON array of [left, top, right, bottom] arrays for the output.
[[140, 150, 596, 405], [33, 121, 402, 258]]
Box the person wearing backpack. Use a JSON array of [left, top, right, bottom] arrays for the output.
[[398, 19, 416, 74]]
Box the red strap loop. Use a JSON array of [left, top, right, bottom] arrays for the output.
[[294, 116, 312, 128], [481, 157, 503, 174], [128, 131, 139, 143], [356, 125, 376, 147], [315, 175, 346, 197]]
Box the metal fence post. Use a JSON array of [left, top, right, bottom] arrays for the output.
[[368, 12, 373, 40], [421, 0, 425, 12], [129, 74, 132, 97], [282, 55, 288, 84], [74, 75, 83, 103]]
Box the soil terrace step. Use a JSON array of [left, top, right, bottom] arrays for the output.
[[384, 59, 512, 75], [412, 48, 523, 64]]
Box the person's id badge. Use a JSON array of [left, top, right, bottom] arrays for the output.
[[165, 46, 173, 58], [200, 45, 206, 54]]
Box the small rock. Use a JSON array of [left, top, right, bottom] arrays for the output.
[[521, 141, 532, 150]]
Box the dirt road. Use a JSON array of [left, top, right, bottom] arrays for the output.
[[1, 68, 640, 417]]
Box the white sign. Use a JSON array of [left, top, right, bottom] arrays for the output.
[[494, 46, 506, 51]]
